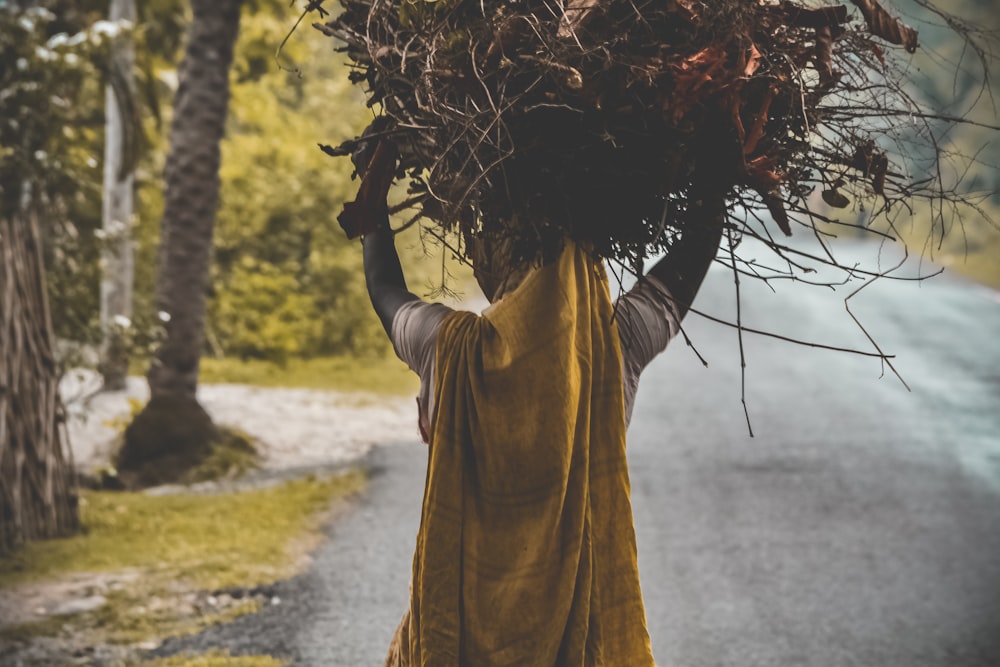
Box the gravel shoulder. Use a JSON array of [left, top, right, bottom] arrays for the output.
[[62, 373, 421, 475]]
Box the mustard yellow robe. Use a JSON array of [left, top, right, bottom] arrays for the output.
[[387, 241, 655, 667]]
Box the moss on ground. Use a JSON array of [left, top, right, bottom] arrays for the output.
[[180, 427, 259, 484]]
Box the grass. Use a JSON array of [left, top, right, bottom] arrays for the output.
[[195, 355, 418, 395], [0, 472, 364, 655], [0, 471, 365, 590], [136, 649, 286, 667]]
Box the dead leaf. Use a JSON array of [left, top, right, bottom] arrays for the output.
[[557, 0, 600, 39], [822, 189, 850, 208], [849, 0, 918, 53], [744, 155, 791, 235], [850, 141, 889, 195], [765, 193, 792, 236], [744, 43, 763, 77], [669, 44, 730, 121], [746, 154, 783, 190], [814, 26, 837, 85], [743, 86, 775, 156]]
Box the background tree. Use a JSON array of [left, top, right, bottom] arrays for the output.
[[117, 0, 244, 487], [99, 0, 139, 390], [0, 3, 122, 551]]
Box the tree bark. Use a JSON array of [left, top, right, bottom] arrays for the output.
[[0, 209, 79, 553], [148, 0, 242, 400], [118, 0, 242, 487], [99, 0, 137, 391]]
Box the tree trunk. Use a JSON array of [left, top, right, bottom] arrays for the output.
[[118, 0, 243, 487], [99, 0, 138, 391], [0, 208, 79, 554]]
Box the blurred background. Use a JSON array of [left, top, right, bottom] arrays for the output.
[[0, 1, 998, 666]]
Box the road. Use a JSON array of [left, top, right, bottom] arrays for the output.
[[627, 248, 1000, 666], [160, 242, 1000, 666]]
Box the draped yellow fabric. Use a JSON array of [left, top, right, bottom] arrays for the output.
[[387, 240, 655, 667]]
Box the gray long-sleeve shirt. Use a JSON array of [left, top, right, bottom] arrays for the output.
[[391, 275, 680, 442]]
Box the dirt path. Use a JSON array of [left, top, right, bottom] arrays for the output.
[[62, 374, 420, 475]]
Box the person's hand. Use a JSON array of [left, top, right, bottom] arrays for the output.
[[338, 139, 399, 239]]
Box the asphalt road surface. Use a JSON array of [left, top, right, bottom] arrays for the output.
[[165, 241, 1000, 666]]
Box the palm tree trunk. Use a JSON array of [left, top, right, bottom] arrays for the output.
[[149, 0, 242, 400], [0, 209, 79, 553], [118, 0, 242, 487]]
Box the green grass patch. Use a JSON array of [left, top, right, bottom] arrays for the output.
[[0, 473, 364, 656], [137, 649, 286, 667], [0, 472, 365, 590], [197, 355, 418, 395]]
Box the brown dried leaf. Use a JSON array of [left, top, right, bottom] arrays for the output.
[[850, 142, 890, 195], [744, 43, 763, 77], [746, 155, 783, 190], [745, 155, 791, 235], [669, 45, 730, 121], [743, 86, 775, 156], [765, 194, 792, 236], [557, 0, 600, 39], [822, 189, 851, 208], [814, 26, 837, 85], [850, 0, 918, 53]]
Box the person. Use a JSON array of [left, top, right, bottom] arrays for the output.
[[352, 144, 724, 666]]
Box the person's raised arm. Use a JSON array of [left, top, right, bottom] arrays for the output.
[[337, 139, 420, 338], [362, 216, 419, 337], [644, 188, 726, 323]]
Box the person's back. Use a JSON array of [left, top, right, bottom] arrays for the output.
[[349, 143, 724, 665], [389, 241, 654, 665]]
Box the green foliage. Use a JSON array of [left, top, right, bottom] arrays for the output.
[[0, 4, 121, 350], [210, 257, 323, 361], [207, 11, 385, 359], [5, 2, 469, 370]]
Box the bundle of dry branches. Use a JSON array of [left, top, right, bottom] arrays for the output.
[[310, 0, 992, 269]]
